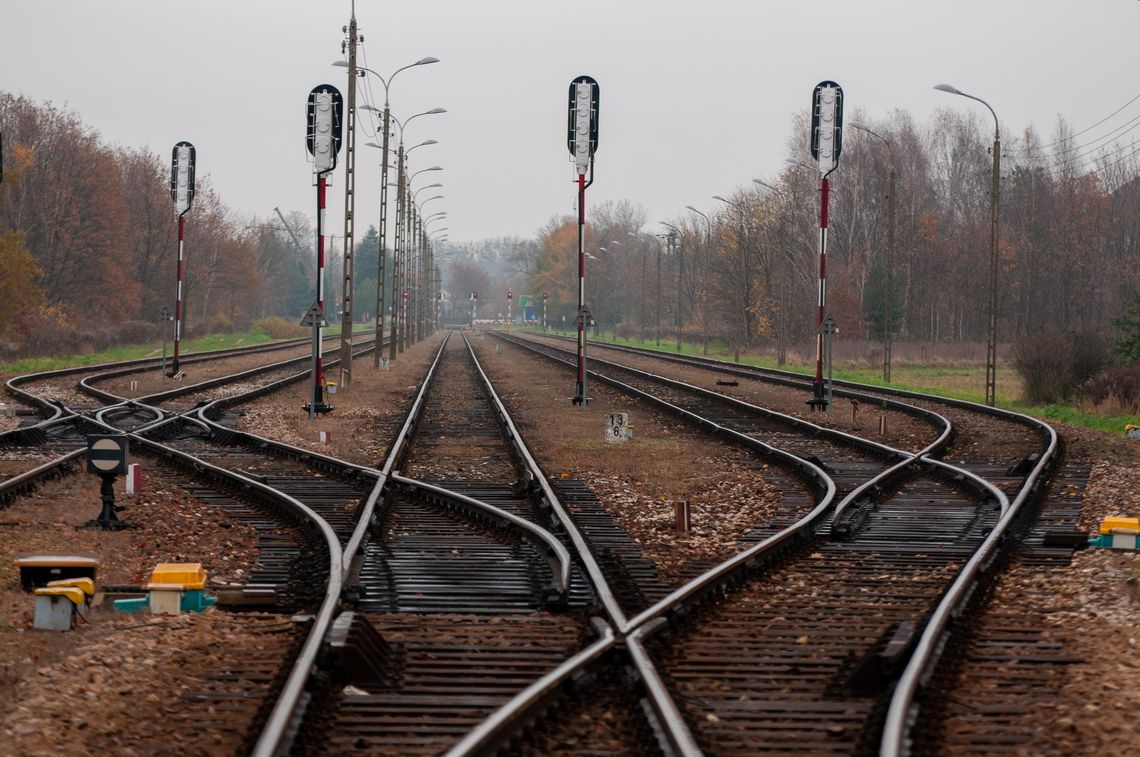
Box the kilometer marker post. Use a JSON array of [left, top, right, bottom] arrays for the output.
[[168, 141, 196, 378], [568, 75, 599, 407], [304, 84, 344, 420]]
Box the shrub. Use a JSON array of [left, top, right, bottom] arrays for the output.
[[1079, 364, 1140, 414], [1012, 331, 1110, 404], [1113, 290, 1140, 363], [253, 317, 308, 340]]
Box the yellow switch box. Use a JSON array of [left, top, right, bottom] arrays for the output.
[[148, 563, 206, 589], [1100, 517, 1140, 535]]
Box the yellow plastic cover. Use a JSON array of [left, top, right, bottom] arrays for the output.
[[149, 563, 206, 589], [46, 577, 95, 597], [34, 586, 87, 607], [1101, 516, 1140, 535]]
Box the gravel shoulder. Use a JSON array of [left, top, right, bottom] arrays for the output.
[[0, 463, 266, 755]]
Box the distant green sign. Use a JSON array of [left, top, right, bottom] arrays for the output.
[[519, 295, 530, 308]]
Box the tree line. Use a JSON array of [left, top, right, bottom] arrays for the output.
[[0, 93, 380, 356], [481, 106, 1139, 369]]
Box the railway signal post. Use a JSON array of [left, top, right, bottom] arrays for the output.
[[807, 81, 843, 411], [85, 435, 131, 530], [168, 141, 196, 378], [304, 84, 344, 419], [471, 290, 478, 326], [567, 75, 599, 407], [507, 288, 513, 331], [543, 292, 549, 332]]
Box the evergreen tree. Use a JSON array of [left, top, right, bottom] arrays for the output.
[[1113, 290, 1140, 363], [862, 257, 902, 339]]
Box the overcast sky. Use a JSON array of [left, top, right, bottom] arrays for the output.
[[2, 1, 1138, 249]]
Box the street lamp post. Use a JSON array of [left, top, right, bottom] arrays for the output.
[[713, 195, 754, 362], [387, 112, 445, 360], [686, 205, 713, 355], [661, 221, 683, 351], [410, 195, 443, 346], [405, 162, 442, 346], [421, 215, 446, 339], [335, 56, 439, 367], [752, 178, 790, 365], [334, 13, 363, 391], [849, 120, 897, 383], [935, 83, 1000, 406]]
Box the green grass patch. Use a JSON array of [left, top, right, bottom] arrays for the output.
[[1017, 404, 1137, 434], [521, 328, 1137, 434], [1, 329, 285, 374]]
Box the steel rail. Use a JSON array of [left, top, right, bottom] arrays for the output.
[[523, 332, 947, 427], [132, 434, 345, 757], [466, 331, 834, 754], [0, 448, 86, 504], [540, 332, 1051, 439], [880, 406, 1058, 757], [492, 330, 836, 631], [453, 330, 706, 753], [500, 330, 1057, 756], [77, 337, 376, 406], [627, 619, 704, 756], [2, 404, 346, 757], [497, 332, 940, 466], [93, 401, 164, 428], [391, 473, 571, 598], [4, 334, 319, 399], [341, 333, 449, 577], [462, 330, 631, 629], [443, 621, 618, 757]]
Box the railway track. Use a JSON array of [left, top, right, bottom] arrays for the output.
[[500, 335, 1090, 755], [485, 331, 1060, 754], [1, 325, 1079, 754], [0, 335, 382, 750], [294, 333, 627, 754]]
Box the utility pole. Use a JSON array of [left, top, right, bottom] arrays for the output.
[[885, 162, 896, 382], [390, 144, 404, 361], [985, 125, 1000, 407], [338, 6, 361, 389], [373, 110, 390, 367]]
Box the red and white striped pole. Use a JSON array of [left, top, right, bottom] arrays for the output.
[[812, 176, 830, 405], [171, 213, 186, 376], [168, 141, 195, 378], [575, 172, 588, 405], [304, 84, 343, 419], [806, 80, 843, 411], [315, 175, 327, 404]]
